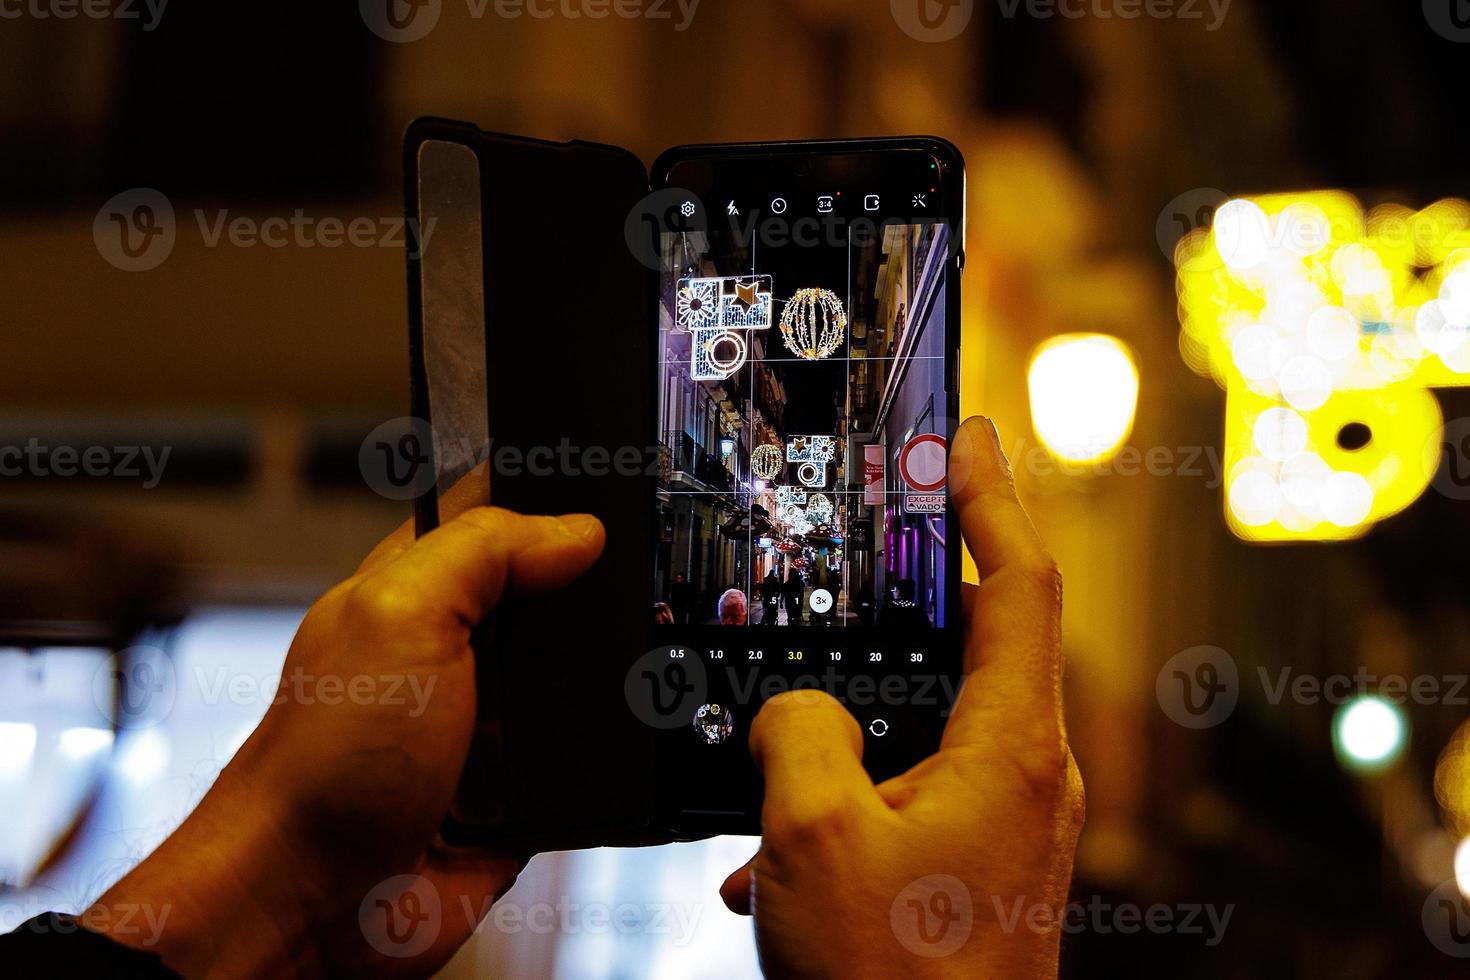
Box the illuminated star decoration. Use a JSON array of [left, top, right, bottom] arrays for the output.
[[786, 435, 836, 463], [774, 485, 808, 507], [787, 435, 835, 487], [780, 287, 848, 360], [677, 275, 774, 380]]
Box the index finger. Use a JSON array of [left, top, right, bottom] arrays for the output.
[[355, 461, 491, 576], [355, 506, 605, 634]]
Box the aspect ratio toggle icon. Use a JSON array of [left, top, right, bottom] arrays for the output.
[[810, 589, 834, 614]]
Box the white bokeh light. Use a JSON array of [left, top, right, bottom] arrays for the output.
[[1306, 305, 1359, 360], [1253, 407, 1308, 462], [1333, 696, 1406, 771], [1229, 469, 1282, 527], [1320, 471, 1374, 528], [1214, 198, 1272, 270], [1277, 355, 1333, 411]]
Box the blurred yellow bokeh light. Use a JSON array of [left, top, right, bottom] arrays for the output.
[[1175, 192, 1470, 542], [1028, 333, 1140, 465], [1436, 720, 1470, 837]]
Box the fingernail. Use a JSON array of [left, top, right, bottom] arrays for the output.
[[980, 417, 1012, 478], [557, 514, 603, 541]]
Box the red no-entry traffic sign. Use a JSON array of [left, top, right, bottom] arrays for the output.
[[898, 433, 948, 493]]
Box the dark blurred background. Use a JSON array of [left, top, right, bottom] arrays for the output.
[[4, 1, 1470, 976]]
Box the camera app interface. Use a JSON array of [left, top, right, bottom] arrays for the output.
[[653, 191, 952, 634]]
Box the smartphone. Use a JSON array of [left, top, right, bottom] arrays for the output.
[[405, 124, 965, 844], [644, 139, 966, 836]]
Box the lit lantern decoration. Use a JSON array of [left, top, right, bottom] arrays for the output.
[[780, 288, 847, 360], [751, 443, 784, 481]]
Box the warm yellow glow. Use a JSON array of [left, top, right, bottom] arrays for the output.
[[1028, 334, 1139, 465], [1437, 721, 1470, 837], [1176, 192, 1470, 542]]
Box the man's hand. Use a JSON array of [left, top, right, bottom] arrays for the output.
[[720, 417, 1085, 978], [89, 466, 606, 978]]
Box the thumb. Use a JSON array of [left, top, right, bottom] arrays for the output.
[[750, 691, 881, 838], [719, 858, 755, 916]]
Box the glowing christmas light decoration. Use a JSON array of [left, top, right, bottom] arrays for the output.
[[806, 493, 834, 523], [694, 330, 748, 380], [782, 506, 814, 536], [797, 462, 826, 488], [676, 279, 718, 330], [775, 486, 808, 506], [751, 443, 784, 481], [780, 288, 848, 360], [678, 275, 774, 381], [786, 435, 837, 463]]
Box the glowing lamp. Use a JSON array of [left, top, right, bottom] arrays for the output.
[[1028, 333, 1140, 465]]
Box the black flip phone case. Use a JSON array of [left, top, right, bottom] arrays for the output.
[[405, 119, 659, 847]]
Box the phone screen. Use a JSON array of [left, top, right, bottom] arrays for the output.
[[650, 143, 964, 833]]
